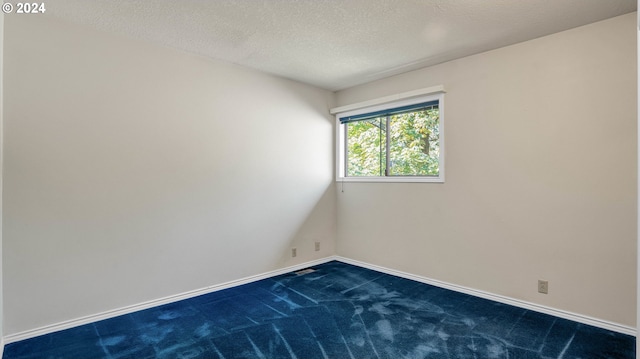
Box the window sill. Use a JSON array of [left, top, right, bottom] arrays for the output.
[[336, 176, 444, 183]]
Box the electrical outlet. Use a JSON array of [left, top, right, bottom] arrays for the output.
[[291, 248, 297, 257], [315, 242, 320, 251], [538, 280, 548, 294]]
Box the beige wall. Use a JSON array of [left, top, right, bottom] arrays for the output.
[[3, 15, 336, 335], [335, 13, 637, 327]]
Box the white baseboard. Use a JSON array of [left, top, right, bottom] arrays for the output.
[[335, 256, 637, 337], [4, 254, 635, 345], [3, 256, 338, 344]]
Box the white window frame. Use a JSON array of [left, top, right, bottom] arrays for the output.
[[333, 88, 445, 183]]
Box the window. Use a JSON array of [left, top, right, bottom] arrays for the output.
[[335, 92, 444, 182]]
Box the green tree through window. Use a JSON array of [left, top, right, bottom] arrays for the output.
[[345, 105, 439, 177]]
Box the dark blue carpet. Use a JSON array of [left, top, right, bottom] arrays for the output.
[[3, 261, 635, 359]]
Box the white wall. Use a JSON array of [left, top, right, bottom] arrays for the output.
[[636, 4, 639, 355], [1, 8, 5, 350], [335, 13, 637, 327], [3, 15, 335, 335]]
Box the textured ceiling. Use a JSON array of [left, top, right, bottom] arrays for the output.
[[45, 0, 636, 91]]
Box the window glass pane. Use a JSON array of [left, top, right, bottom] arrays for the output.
[[388, 106, 439, 176], [346, 118, 386, 176]]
